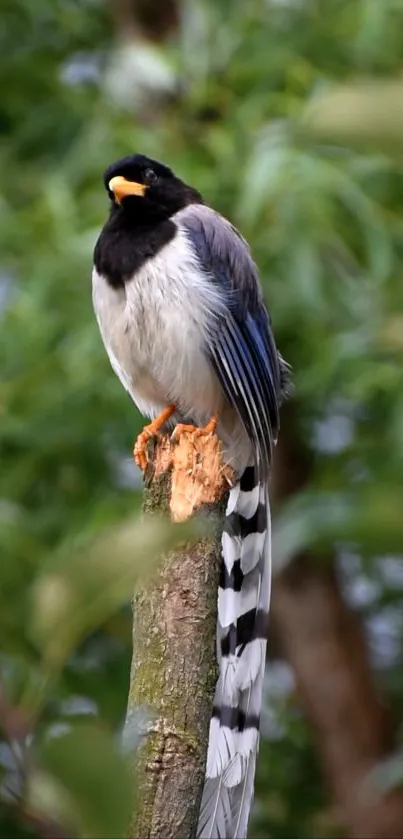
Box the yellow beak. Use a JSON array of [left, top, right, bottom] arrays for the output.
[[108, 176, 147, 203]]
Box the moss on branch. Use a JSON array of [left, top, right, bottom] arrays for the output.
[[126, 432, 231, 839]]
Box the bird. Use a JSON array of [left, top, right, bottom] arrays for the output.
[[92, 153, 290, 838]]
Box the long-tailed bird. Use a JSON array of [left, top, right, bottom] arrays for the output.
[[93, 154, 290, 838]]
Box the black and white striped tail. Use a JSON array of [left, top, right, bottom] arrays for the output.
[[197, 465, 271, 839]]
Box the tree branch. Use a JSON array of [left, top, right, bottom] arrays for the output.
[[112, 0, 179, 42], [126, 433, 231, 839]]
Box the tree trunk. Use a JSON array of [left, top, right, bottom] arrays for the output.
[[272, 408, 403, 838], [126, 433, 231, 839], [273, 555, 403, 838]]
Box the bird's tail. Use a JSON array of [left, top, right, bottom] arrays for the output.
[[197, 464, 271, 839]]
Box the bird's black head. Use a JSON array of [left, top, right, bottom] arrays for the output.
[[103, 154, 202, 224]]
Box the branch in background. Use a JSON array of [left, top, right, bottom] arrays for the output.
[[106, 0, 180, 117], [272, 407, 403, 838], [112, 0, 179, 42], [0, 679, 31, 744], [126, 433, 230, 839]]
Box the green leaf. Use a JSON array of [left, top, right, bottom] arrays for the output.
[[31, 516, 194, 670], [303, 80, 403, 159], [31, 723, 132, 838]]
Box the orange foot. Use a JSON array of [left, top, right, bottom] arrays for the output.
[[172, 416, 218, 442], [134, 405, 176, 471]]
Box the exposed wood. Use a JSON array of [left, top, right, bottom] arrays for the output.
[[126, 432, 230, 839]]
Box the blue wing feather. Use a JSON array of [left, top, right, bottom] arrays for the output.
[[212, 314, 274, 474], [178, 204, 281, 471], [212, 323, 266, 455]]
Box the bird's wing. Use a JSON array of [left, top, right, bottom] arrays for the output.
[[176, 203, 281, 473]]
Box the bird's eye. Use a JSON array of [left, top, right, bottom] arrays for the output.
[[144, 168, 158, 185]]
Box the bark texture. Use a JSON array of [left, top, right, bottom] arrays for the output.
[[272, 408, 403, 838], [126, 432, 231, 839]]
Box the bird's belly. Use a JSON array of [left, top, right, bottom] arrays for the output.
[[92, 265, 222, 423], [92, 268, 165, 417]]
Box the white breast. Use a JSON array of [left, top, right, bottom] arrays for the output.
[[92, 227, 225, 423]]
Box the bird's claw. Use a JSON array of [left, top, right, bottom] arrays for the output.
[[133, 427, 154, 471], [171, 417, 217, 443], [134, 413, 218, 471], [134, 404, 176, 472]]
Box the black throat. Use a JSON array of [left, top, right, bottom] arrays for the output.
[[93, 209, 177, 288]]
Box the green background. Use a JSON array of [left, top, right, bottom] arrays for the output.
[[2, 0, 403, 835]]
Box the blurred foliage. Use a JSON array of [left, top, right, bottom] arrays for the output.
[[1, 0, 403, 835]]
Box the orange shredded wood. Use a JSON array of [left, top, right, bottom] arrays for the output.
[[152, 433, 234, 522]]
